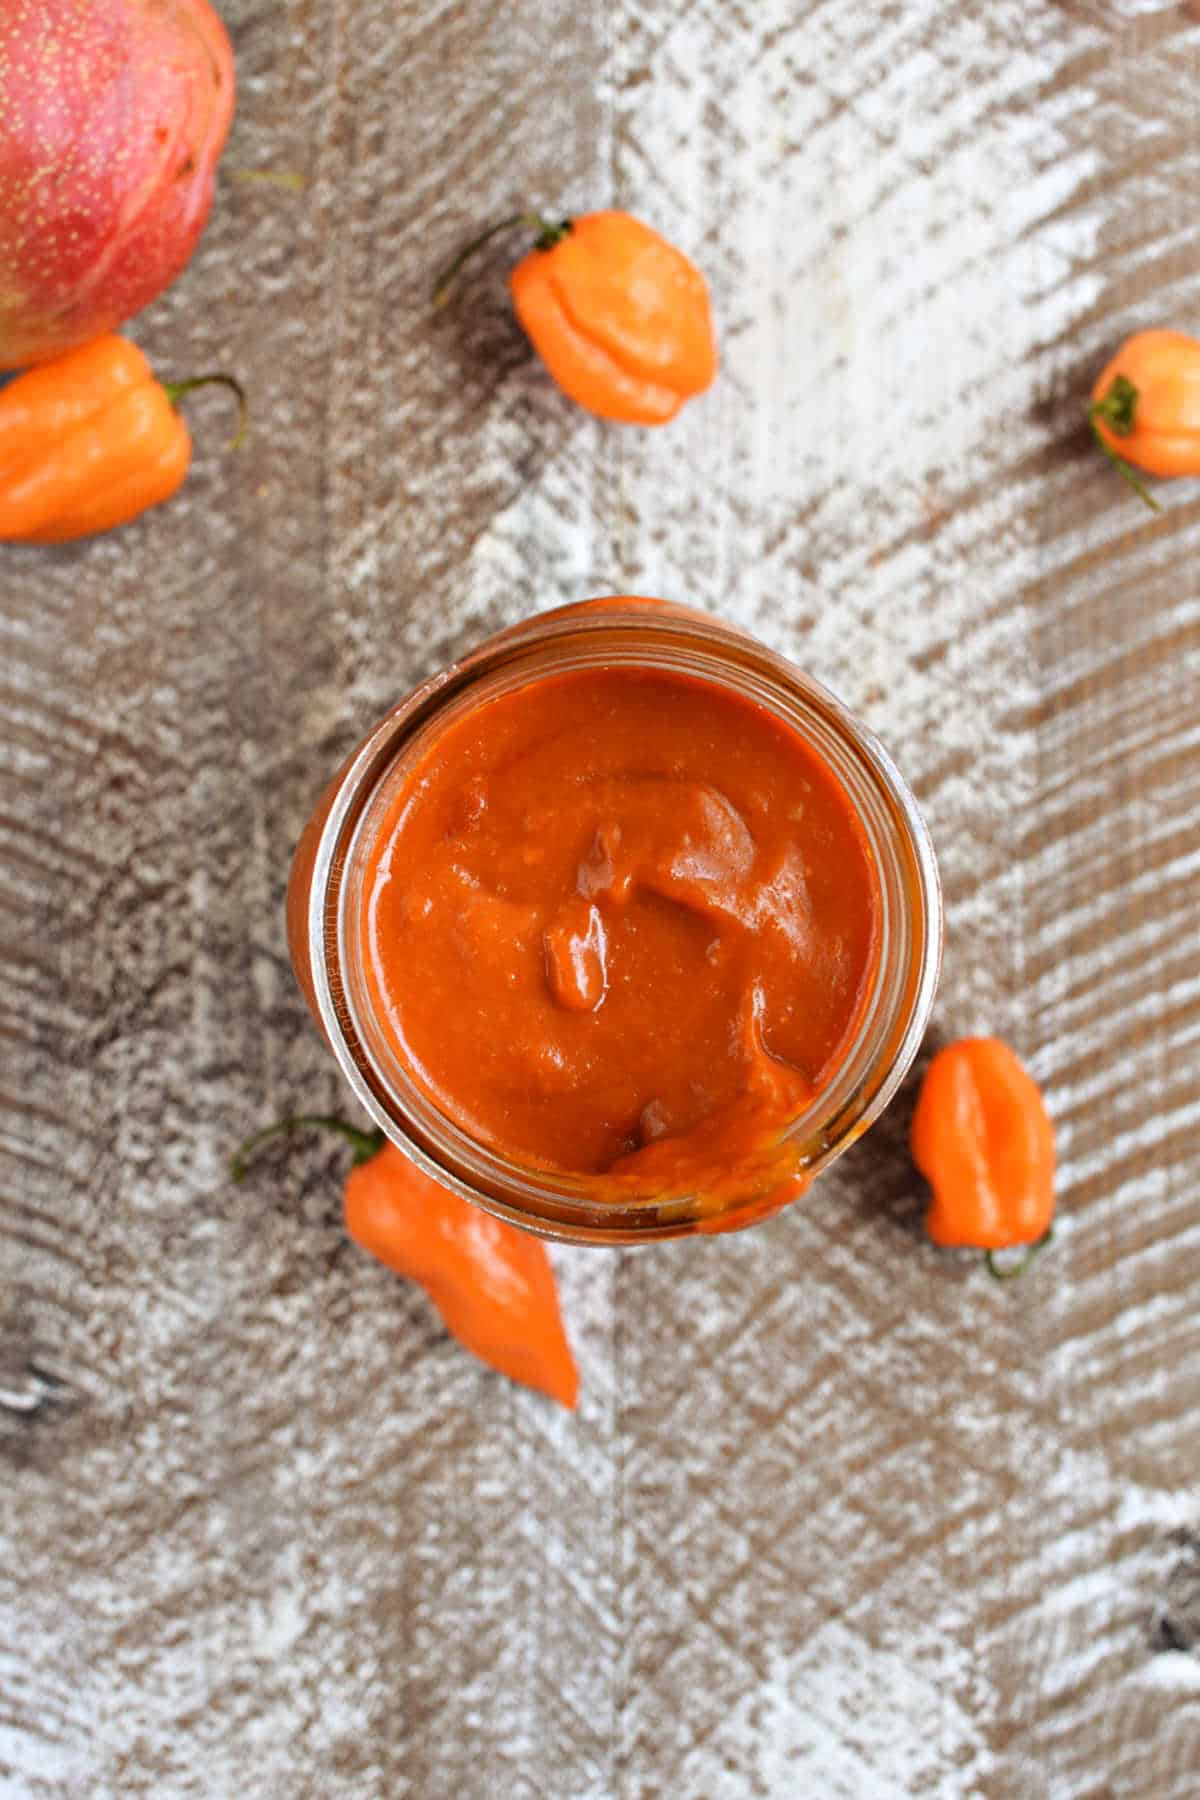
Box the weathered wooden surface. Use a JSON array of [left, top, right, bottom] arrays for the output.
[[2, 2, 1199, 1795]]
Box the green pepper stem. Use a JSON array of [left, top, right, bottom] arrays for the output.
[[1087, 416, 1161, 512], [231, 1114, 385, 1181], [985, 1224, 1054, 1282], [227, 168, 307, 193], [162, 372, 249, 450], [1091, 374, 1139, 436], [432, 211, 572, 306], [1087, 377, 1159, 513]]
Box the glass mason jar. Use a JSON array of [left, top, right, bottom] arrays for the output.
[[287, 598, 942, 1244]]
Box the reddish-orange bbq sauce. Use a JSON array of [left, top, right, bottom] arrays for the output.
[[360, 665, 882, 1196]]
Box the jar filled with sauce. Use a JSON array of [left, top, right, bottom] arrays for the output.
[[288, 599, 941, 1244]]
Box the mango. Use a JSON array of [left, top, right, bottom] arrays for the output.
[[0, 0, 235, 369]]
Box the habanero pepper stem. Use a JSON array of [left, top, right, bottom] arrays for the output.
[[432, 212, 572, 306], [1088, 376, 1160, 514], [985, 1225, 1055, 1283], [231, 1113, 384, 1180], [163, 372, 249, 451]]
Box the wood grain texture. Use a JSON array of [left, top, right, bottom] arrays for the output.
[[2, 2, 1197, 1796]]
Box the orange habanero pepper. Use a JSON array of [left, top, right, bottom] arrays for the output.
[[910, 1038, 1055, 1273], [1089, 329, 1200, 507], [435, 210, 717, 424], [0, 335, 244, 543], [234, 1118, 579, 1408]]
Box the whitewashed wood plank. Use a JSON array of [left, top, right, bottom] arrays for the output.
[[1, 2, 1197, 1797]]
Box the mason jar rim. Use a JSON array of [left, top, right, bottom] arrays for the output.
[[300, 600, 943, 1244]]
